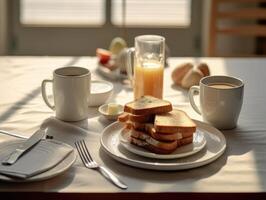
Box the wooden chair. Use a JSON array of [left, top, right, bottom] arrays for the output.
[[208, 0, 266, 56]]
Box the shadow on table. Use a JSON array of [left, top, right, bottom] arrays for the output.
[[0, 57, 81, 125], [99, 146, 228, 186], [222, 59, 266, 190], [170, 83, 189, 96]]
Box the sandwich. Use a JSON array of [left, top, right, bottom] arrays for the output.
[[119, 96, 196, 154]]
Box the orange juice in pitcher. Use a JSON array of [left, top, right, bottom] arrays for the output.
[[134, 61, 164, 99], [126, 35, 165, 99]]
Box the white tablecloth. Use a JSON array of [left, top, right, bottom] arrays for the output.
[[0, 56, 266, 193]]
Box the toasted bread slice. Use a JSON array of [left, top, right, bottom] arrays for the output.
[[145, 123, 193, 141], [130, 137, 177, 154], [118, 112, 154, 123], [125, 122, 194, 141], [129, 113, 155, 123], [129, 129, 178, 153], [118, 112, 130, 122], [127, 128, 193, 154], [125, 121, 146, 131], [130, 136, 193, 154], [124, 96, 172, 115], [155, 109, 196, 134]]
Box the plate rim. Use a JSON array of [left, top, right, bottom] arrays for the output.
[[0, 139, 77, 182], [100, 120, 226, 170]]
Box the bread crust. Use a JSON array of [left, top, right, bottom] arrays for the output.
[[155, 126, 196, 134], [129, 134, 193, 154], [124, 96, 172, 115], [118, 112, 129, 122], [126, 121, 146, 131], [125, 104, 172, 116], [146, 124, 194, 141], [130, 129, 178, 150], [129, 113, 155, 123], [118, 112, 155, 123]]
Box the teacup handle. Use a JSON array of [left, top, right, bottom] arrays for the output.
[[126, 47, 135, 86], [41, 79, 55, 110], [188, 86, 201, 115]]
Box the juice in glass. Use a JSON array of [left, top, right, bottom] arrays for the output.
[[134, 61, 164, 99]]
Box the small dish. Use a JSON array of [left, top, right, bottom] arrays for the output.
[[88, 80, 113, 107], [98, 103, 124, 120]]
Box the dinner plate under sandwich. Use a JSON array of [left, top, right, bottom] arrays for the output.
[[100, 120, 226, 171], [119, 128, 206, 159]]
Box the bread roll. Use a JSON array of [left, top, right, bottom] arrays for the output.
[[181, 69, 204, 89], [197, 63, 210, 76], [171, 63, 193, 86]]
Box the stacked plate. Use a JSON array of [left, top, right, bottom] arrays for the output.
[[100, 120, 226, 171]]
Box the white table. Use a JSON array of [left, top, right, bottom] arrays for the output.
[[0, 56, 266, 199]]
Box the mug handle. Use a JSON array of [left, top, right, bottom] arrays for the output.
[[126, 47, 135, 86], [188, 86, 201, 115], [41, 79, 55, 110]]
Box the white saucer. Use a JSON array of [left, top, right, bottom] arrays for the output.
[[100, 120, 226, 171], [119, 128, 206, 159], [0, 139, 76, 182]]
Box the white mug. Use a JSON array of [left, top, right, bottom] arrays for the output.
[[41, 66, 91, 121], [189, 75, 244, 130]]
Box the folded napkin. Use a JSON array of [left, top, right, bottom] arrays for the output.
[[0, 139, 73, 179]]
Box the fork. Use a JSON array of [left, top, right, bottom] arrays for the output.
[[75, 140, 127, 190]]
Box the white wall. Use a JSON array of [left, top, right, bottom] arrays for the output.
[[0, 0, 7, 55]]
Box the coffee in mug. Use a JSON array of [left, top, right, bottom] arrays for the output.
[[188, 76, 244, 130], [208, 83, 237, 89], [41, 66, 91, 121]]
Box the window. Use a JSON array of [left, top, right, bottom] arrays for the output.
[[12, 0, 201, 56], [20, 0, 191, 27], [20, 0, 105, 26], [112, 0, 191, 27]]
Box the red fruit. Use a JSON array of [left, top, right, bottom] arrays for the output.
[[96, 48, 111, 64]]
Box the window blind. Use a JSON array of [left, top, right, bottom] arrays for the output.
[[112, 0, 191, 27], [20, 0, 105, 26]]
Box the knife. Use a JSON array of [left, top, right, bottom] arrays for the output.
[[0, 130, 28, 139], [2, 129, 46, 165]]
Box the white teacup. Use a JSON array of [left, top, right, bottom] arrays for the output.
[[41, 66, 90, 121], [189, 75, 244, 130]]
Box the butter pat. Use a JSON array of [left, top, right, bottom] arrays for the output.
[[107, 103, 119, 115]]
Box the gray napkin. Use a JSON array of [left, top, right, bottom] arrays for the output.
[[0, 139, 73, 179]]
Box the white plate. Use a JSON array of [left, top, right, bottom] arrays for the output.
[[100, 120, 226, 171], [0, 140, 76, 182], [97, 64, 127, 80], [119, 128, 206, 159]]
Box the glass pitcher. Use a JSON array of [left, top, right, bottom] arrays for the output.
[[126, 35, 165, 99]]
